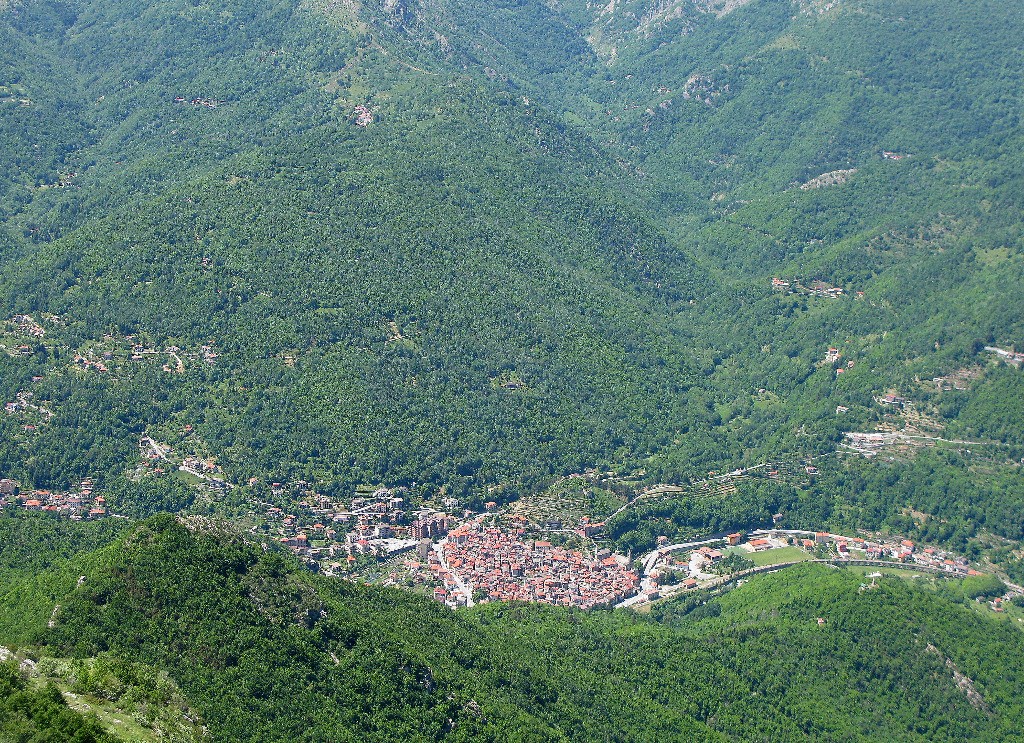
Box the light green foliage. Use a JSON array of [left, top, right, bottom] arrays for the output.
[[0, 660, 118, 743]]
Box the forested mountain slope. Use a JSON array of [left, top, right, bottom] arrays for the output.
[[3, 3, 1024, 740], [2, 516, 1023, 741], [352, 0, 1024, 502], [0, 0, 1023, 576], [0, 0, 722, 501], [2, 0, 1022, 508], [381, 0, 1024, 363]]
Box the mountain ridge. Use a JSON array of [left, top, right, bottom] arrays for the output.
[[3, 513, 1024, 741]]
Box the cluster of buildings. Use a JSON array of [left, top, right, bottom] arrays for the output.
[[842, 431, 890, 457], [9, 315, 45, 338], [174, 96, 223, 108], [55, 335, 222, 378], [794, 532, 977, 574], [410, 512, 452, 540], [438, 518, 640, 609], [803, 280, 845, 299], [125, 342, 218, 372], [684, 545, 725, 577], [134, 436, 231, 495], [256, 479, 622, 596], [4, 391, 53, 426], [637, 528, 987, 608], [771, 278, 850, 298], [264, 508, 362, 572], [258, 485, 460, 570], [387, 550, 474, 607], [353, 105, 374, 127], [877, 393, 909, 408], [1, 478, 113, 519], [985, 345, 1024, 366], [199, 345, 219, 364], [824, 347, 857, 377], [72, 352, 109, 373], [2, 314, 50, 356], [180, 456, 226, 486]]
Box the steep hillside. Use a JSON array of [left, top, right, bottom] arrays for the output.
[[382, 0, 1024, 352], [0, 0, 1022, 572], [383, 0, 1024, 534], [0, 0, 721, 502], [0, 660, 119, 743], [1, 517, 1022, 741]]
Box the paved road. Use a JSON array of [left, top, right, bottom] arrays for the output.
[[142, 436, 168, 460], [845, 431, 995, 448], [615, 537, 730, 608], [433, 539, 474, 607], [617, 557, 970, 610], [639, 537, 726, 576]]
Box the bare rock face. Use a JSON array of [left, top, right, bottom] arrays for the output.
[[693, 0, 756, 18], [559, 0, 756, 61], [302, 0, 363, 27], [794, 0, 844, 15], [926, 643, 990, 712], [800, 168, 858, 190], [382, 0, 411, 25]]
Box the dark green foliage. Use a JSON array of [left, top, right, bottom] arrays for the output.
[[1, 3, 1023, 736], [0, 511, 129, 582], [609, 479, 795, 553], [948, 367, 1024, 445], [797, 452, 1024, 546], [0, 0, 1022, 516]]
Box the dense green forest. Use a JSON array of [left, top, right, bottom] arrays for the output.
[[1, 515, 1022, 741], [2, 0, 1024, 737], [0, 0, 1021, 512]]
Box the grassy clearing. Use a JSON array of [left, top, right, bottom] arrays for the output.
[[744, 546, 813, 566], [60, 689, 162, 742]]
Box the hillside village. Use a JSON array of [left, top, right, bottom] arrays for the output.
[[1, 319, 1018, 612], [254, 484, 438, 569], [134, 435, 233, 495], [3, 322, 1016, 613], [613, 515, 1024, 617], [0, 477, 117, 520], [771, 276, 862, 299], [434, 516, 638, 608], [1, 317, 220, 374], [5, 452, 1013, 614], [3, 390, 53, 433], [236, 463, 1018, 612], [0, 313, 59, 357]]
